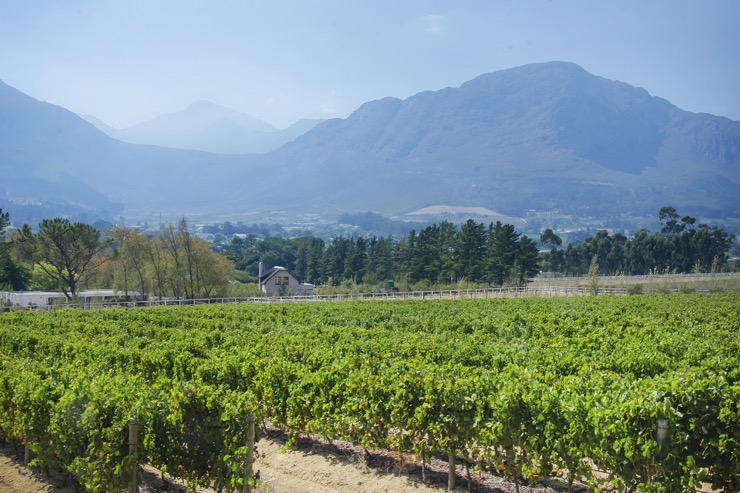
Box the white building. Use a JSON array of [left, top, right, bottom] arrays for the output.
[[1, 290, 142, 309], [258, 265, 314, 296]]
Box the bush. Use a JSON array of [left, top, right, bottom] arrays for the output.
[[627, 284, 643, 295]]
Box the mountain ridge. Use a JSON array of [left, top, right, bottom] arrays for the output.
[[81, 101, 323, 154], [1, 62, 739, 226]]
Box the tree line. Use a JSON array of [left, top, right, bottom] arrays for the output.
[[2, 206, 736, 299], [541, 207, 736, 276], [226, 219, 542, 287], [0, 211, 232, 300], [226, 209, 736, 287]]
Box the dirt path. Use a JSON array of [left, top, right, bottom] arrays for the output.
[[0, 437, 449, 493]]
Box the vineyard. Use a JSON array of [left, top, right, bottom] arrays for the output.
[[0, 294, 738, 492]]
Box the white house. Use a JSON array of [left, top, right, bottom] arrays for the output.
[[258, 265, 314, 296]]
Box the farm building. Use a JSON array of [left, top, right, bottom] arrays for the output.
[[258, 265, 314, 296], [1, 290, 142, 309]]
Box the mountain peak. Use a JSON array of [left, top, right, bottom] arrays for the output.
[[187, 99, 220, 110], [1, 62, 738, 223]]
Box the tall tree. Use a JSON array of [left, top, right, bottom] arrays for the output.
[[659, 206, 695, 237], [0, 209, 8, 236], [455, 219, 486, 281], [364, 236, 394, 284], [160, 220, 187, 298], [0, 209, 30, 290], [323, 236, 351, 285], [110, 227, 150, 299], [487, 222, 520, 285], [188, 237, 234, 298], [539, 228, 562, 250], [512, 235, 541, 285], [344, 237, 367, 283], [17, 218, 110, 300], [539, 228, 564, 273], [409, 225, 442, 283]]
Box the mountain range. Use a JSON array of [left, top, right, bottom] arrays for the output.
[[82, 101, 323, 154], [1, 61, 738, 227]]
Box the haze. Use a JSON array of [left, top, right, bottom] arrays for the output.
[[1, 0, 739, 129]]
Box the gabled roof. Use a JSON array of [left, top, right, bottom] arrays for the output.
[[259, 266, 303, 284]]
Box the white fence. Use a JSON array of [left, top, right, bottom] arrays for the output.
[[2, 285, 625, 312], [4, 271, 739, 313]]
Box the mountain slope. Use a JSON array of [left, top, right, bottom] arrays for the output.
[[1, 62, 739, 225], [0, 80, 256, 222], [244, 62, 739, 217], [82, 101, 323, 154]]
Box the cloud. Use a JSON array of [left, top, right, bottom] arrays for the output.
[[420, 14, 446, 35]]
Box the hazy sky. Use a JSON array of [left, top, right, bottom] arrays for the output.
[[1, 1, 738, 129]]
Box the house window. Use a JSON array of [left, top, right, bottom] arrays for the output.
[[275, 277, 281, 285], [283, 276, 290, 285]]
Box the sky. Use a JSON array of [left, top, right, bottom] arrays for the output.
[[1, 1, 739, 129]]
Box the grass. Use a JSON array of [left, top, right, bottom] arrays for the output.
[[531, 273, 740, 294]]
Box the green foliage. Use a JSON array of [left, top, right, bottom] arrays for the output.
[[587, 257, 600, 295], [15, 218, 110, 299], [0, 209, 8, 237], [0, 294, 738, 492], [110, 223, 234, 300], [0, 209, 30, 290], [627, 283, 644, 295], [225, 219, 540, 288], [222, 207, 733, 289], [556, 208, 735, 276]]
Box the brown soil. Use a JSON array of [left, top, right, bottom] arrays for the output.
[[0, 432, 566, 493]]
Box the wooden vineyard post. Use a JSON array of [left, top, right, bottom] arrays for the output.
[[448, 451, 455, 491], [243, 414, 255, 493], [656, 419, 668, 479], [129, 417, 138, 493], [24, 441, 31, 466]]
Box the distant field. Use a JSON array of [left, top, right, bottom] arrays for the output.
[[532, 272, 740, 293], [406, 205, 505, 215]]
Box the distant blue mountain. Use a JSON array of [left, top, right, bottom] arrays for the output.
[[1, 61, 738, 225], [251, 61, 740, 218], [0, 79, 250, 222], [82, 101, 323, 154]]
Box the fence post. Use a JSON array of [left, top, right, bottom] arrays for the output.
[[244, 414, 255, 493], [24, 441, 31, 466], [448, 451, 456, 490], [129, 417, 138, 493]]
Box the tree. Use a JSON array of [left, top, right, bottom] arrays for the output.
[[322, 237, 343, 284], [110, 227, 150, 299], [539, 228, 562, 250], [189, 237, 234, 298], [17, 218, 110, 300], [513, 235, 541, 285], [0, 209, 30, 291], [408, 225, 442, 283], [344, 237, 367, 283], [658, 206, 682, 236], [160, 220, 188, 298], [154, 218, 235, 299], [587, 257, 600, 294], [659, 206, 695, 237], [487, 222, 520, 285], [455, 219, 486, 281], [539, 228, 564, 274], [0, 209, 8, 236]]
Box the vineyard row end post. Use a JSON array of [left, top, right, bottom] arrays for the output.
[[244, 414, 255, 493], [129, 417, 138, 493]]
